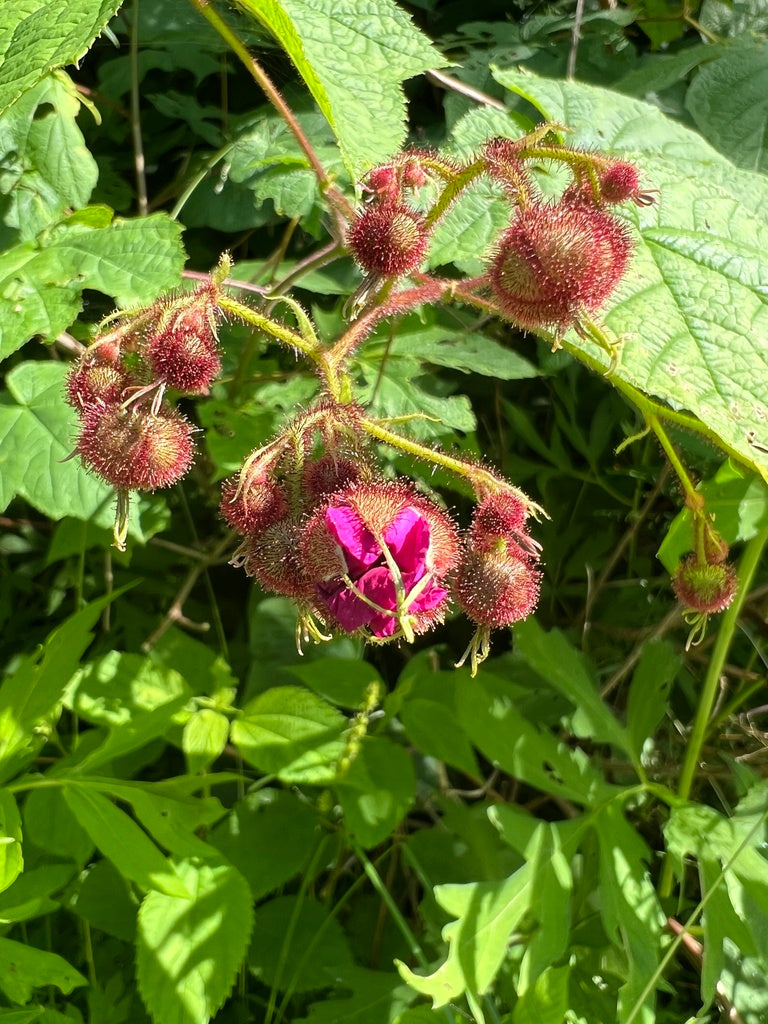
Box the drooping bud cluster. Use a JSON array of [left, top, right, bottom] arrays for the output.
[[66, 283, 222, 549], [225, 401, 540, 663]]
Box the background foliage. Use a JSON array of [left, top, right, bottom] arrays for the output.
[[1, 1, 768, 1023]]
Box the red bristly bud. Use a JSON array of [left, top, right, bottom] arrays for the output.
[[302, 455, 363, 503], [76, 405, 195, 491], [488, 200, 632, 333], [453, 544, 541, 629], [66, 359, 132, 413], [348, 204, 429, 278], [672, 555, 737, 615], [243, 518, 316, 601], [219, 474, 289, 537], [145, 295, 221, 394]]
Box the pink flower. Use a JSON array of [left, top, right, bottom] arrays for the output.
[[302, 482, 459, 640]]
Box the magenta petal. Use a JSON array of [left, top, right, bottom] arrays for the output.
[[383, 508, 430, 576], [409, 580, 448, 613], [325, 505, 381, 574], [323, 582, 374, 632]]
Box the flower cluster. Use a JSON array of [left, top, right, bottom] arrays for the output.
[[222, 402, 541, 669], [66, 284, 221, 548]]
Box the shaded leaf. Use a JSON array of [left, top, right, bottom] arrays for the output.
[[136, 859, 253, 1024], [0, 938, 86, 1004], [337, 736, 416, 848]]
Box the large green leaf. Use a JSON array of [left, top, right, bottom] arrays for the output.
[[235, 0, 441, 177], [685, 40, 768, 174], [0, 592, 118, 783], [513, 618, 633, 758], [336, 736, 416, 848], [0, 0, 124, 112], [0, 74, 97, 242], [489, 68, 768, 481], [0, 208, 185, 361], [62, 786, 190, 897], [231, 684, 346, 783], [209, 790, 319, 900], [0, 938, 86, 1004], [136, 859, 253, 1024], [0, 362, 151, 536], [455, 672, 616, 807]]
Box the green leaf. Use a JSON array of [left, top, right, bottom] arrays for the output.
[[513, 964, 571, 1024], [491, 68, 768, 480], [0, 791, 22, 896], [23, 787, 93, 866], [0, 863, 76, 925], [0, 74, 98, 242], [455, 672, 616, 807], [625, 641, 680, 758], [0, 209, 185, 361], [209, 789, 319, 901], [62, 786, 190, 897], [0, 937, 86, 1004], [513, 618, 633, 757], [516, 825, 573, 994], [394, 669, 479, 777], [231, 684, 346, 783], [287, 658, 383, 709], [593, 802, 665, 1024], [296, 967, 414, 1024], [657, 459, 768, 573], [136, 859, 253, 1024], [685, 40, 768, 174], [0, 0, 124, 112], [248, 895, 352, 992], [398, 865, 533, 1007], [0, 590, 120, 782], [182, 709, 229, 774], [68, 652, 191, 771], [70, 859, 137, 942], [236, 0, 441, 177], [336, 736, 416, 848]]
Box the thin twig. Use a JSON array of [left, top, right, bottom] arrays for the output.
[[129, 0, 148, 216], [141, 534, 234, 652], [600, 605, 682, 698], [425, 69, 508, 111], [567, 0, 586, 80]]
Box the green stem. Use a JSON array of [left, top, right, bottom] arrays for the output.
[[217, 295, 320, 364], [647, 415, 701, 510], [186, 0, 354, 225], [659, 524, 768, 899]]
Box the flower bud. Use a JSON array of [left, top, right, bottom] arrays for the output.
[[66, 358, 131, 413], [453, 545, 541, 629], [243, 518, 315, 601], [672, 555, 737, 615], [302, 455, 363, 503], [76, 405, 195, 491], [145, 296, 221, 394], [219, 474, 289, 536], [488, 200, 631, 333], [348, 204, 429, 278]]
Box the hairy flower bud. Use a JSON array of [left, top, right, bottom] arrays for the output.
[[145, 297, 221, 394], [348, 204, 429, 278], [672, 555, 737, 614], [488, 201, 631, 333], [454, 545, 541, 629], [66, 358, 131, 413], [76, 405, 195, 491], [219, 474, 289, 536], [302, 455, 363, 503], [243, 518, 315, 600]]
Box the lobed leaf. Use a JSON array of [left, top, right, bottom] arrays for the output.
[[234, 0, 442, 177], [136, 859, 253, 1024], [0, 0, 124, 112]]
